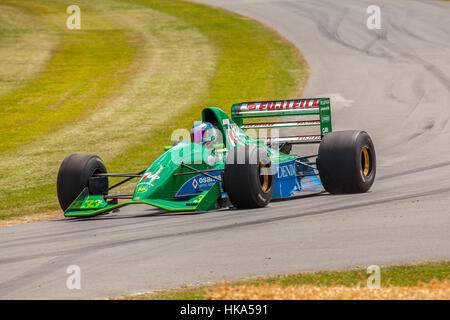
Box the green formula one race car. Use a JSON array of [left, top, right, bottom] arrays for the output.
[[57, 97, 376, 217]]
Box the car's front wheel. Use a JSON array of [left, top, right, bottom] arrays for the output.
[[57, 154, 108, 211]]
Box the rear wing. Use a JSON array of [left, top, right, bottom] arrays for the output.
[[231, 98, 331, 145]]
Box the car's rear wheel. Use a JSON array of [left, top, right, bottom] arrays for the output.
[[223, 145, 274, 209], [317, 130, 376, 194], [57, 154, 108, 211]]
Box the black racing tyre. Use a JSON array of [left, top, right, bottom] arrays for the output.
[[317, 130, 376, 194], [57, 154, 108, 211], [223, 145, 274, 209]]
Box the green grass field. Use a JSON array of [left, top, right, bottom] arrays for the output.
[[0, 0, 308, 222], [120, 261, 450, 300]]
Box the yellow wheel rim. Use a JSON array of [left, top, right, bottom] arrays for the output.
[[362, 147, 371, 177], [260, 162, 270, 192]]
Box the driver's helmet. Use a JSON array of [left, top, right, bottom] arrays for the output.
[[190, 121, 219, 149]]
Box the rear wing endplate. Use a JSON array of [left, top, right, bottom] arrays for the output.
[[231, 98, 332, 144]]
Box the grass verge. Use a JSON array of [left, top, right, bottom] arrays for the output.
[[206, 280, 450, 300], [0, 4, 57, 97], [119, 261, 450, 300], [0, 0, 307, 224]]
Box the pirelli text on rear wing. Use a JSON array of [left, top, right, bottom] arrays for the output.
[[231, 98, 332, 145]]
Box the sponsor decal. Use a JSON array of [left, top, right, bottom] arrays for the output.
[[243, 123, 275, 128], [277, 162, 297, 179], [247, 103, 257, 110], [239, 99, 320, 112], [70, 199, 104, 210], [271, 160, 299, 198], [192, 194, 205, 204], [228, 123, 242, 146], [197, 176, 217, 188], [242, 121, 320, 129], [141, 165, 163, 187], [176, 170, 223, 196], [228, 130, 237, 145], [266, 135, 321, 142], [136, 184, 149, 193], [298, 121, 320, 125], [295, 136, 321, 141]]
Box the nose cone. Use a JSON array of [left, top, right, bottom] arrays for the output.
[[132, 142, 215, 201]]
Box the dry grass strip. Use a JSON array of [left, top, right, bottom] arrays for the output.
[[206, 280, 450, 300], [0, 210, 61, 227]]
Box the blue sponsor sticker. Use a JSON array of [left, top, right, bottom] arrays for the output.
[[276, 161, 297, 179], [273, 160, 299, 198], [176, 170, 223, 197]]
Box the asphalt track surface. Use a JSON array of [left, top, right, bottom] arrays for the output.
[[1, 0, 449, 299]]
